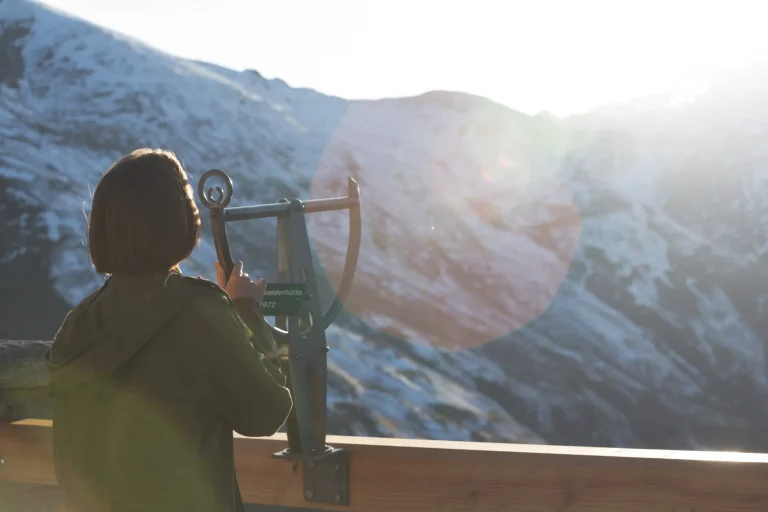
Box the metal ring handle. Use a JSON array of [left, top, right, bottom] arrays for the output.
[[198, 169, 233, 209]]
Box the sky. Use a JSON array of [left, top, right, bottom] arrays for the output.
[[39, 0, 768, 116]]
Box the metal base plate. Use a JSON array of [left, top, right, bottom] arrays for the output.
[[272, 446, 349, 505]]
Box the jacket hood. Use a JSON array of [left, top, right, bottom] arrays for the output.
[[46, 270, 193, 391]]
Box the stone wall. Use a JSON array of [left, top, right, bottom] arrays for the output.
[[0, 340, 52, 422]]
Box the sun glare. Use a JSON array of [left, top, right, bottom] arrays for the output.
[[39, 0, 768, 116]]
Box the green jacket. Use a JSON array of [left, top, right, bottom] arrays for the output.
[[45, 270, 293, 512]]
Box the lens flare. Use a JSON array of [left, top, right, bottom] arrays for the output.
[[308, 102, 581, 351]]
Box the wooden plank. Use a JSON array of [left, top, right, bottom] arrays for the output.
[[0, 420, 56, 487], [2, 419, 768, 511], [0, 480, 61, 511]]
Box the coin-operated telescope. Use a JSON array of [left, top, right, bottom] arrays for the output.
[[197, 169, 361, 505]]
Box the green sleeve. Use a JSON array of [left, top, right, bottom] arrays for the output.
[[233, 298, 279, 354], [190, 292, 293, 437]]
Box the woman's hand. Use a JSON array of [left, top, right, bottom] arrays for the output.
[[215, 260, 267, 304]]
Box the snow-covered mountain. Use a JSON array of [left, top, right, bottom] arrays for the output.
[[3, 0, 768, 450]]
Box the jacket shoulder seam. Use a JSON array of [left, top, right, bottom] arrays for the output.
[[176, 275, 227, 294]]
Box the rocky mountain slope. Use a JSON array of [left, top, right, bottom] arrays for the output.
[[3, 0, 768, 450]]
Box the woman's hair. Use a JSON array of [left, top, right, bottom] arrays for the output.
[[88, 148, 201, 276]]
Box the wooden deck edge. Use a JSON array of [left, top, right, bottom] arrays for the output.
[[2, 419, 768, 511]]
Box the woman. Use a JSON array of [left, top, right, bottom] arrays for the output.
[[45, 148, 292, 512]]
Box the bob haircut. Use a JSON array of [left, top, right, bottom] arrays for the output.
[[88, 148, 201, 276]]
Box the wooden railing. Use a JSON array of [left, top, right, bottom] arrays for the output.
[[2, 418, 768, 511], [2, 340, 768, 510]]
